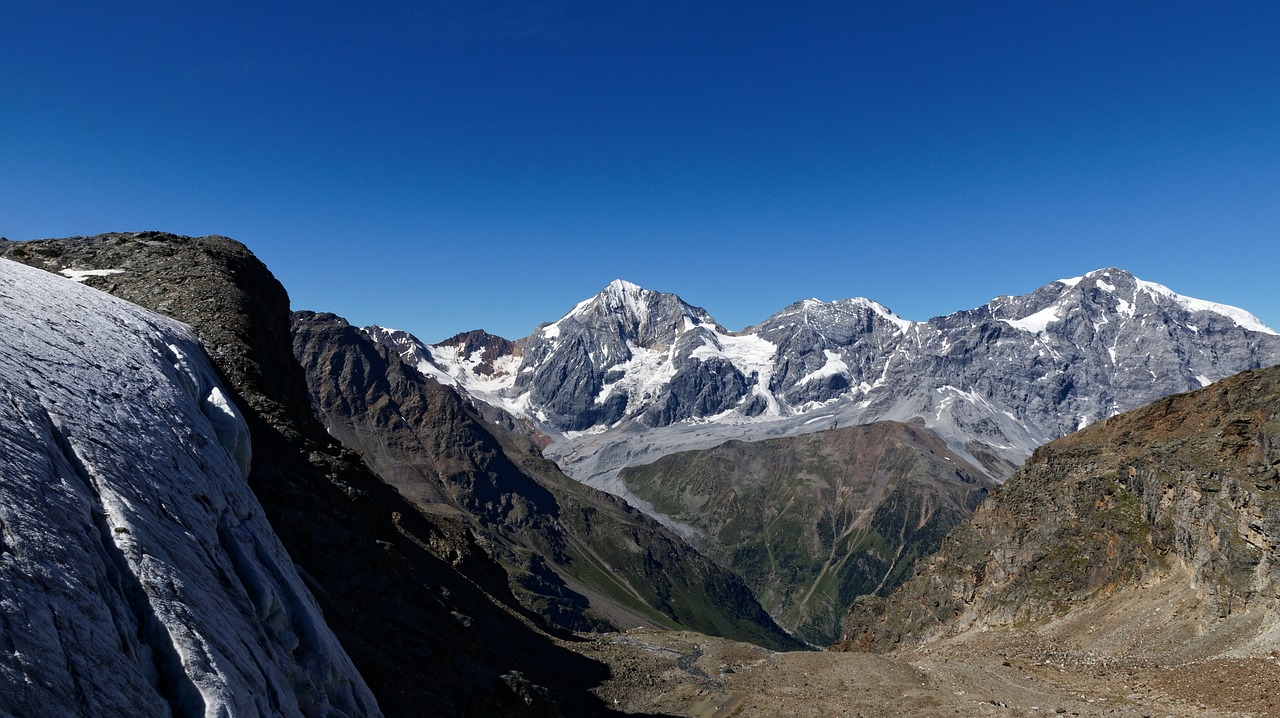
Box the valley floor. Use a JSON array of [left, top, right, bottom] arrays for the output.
[[572, 567, 1280, 718], [574, 628, 1279, 717]]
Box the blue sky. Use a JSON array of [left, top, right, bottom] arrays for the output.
[[3, 2, 1278, 341]]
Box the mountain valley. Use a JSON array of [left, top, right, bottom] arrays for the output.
[[620, 421, 994, 645], [291, 309, 799, 650], [2, 231, 1278, 717]]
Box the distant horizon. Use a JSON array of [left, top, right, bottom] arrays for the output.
[[4, 3, 1277, 343], [342, 264, 1280, 342], [12, 230, 1276, 344]]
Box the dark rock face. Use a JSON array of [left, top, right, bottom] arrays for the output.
[[838, 364, 1280, 652], [620, 422, 995, 645], [645, 356, 753, 427], [292, 310, 804, 651], [0, 233, 626, 717]]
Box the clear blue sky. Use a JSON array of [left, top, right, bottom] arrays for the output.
[[3, 2, 1278, 342]]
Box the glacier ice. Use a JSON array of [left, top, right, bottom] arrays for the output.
[[0, 258, 379, 717]]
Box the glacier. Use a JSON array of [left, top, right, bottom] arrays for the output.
[[0, 258, 379, 717]]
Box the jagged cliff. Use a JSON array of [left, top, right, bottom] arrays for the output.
[[839, 363, 1280, 655]]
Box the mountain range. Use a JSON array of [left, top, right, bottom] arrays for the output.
[[377, 270, 1280, 504], [359, 265, 1280, 649], [4, 231, 1279, 716]]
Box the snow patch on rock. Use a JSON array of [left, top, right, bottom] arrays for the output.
[[59, 267, 123, 282]]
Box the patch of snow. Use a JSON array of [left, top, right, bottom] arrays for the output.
[[1058, 275, 1084, 287], [1196, 374, 1212, 387], [797, 350, 849, 386], [421, 342, 525, 415], [851, 297, 915, 332], [413, 358, 458, 386], [595, 342, 678, 411], [577, 279, 651, 323], [1136, 278, 1277, 335], [691, 333, 781, 415], [1003, 304, 1062, 334], [563, 424, 611, 439], [931, 385, 1006, 423], [59, 267, 123, 282]]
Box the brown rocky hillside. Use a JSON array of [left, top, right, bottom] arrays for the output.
[[840, 363, 1280, 657]]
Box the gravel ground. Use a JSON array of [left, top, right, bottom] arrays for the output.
[[571, 569, 1280, 718], [573, 628, 1279, 717]]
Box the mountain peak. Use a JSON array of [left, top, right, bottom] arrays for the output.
[[1004, 268, 1277, 336], [604, 278, 644, 295], [555, 278, 717, 332], [1082, 269, 1276, 335]]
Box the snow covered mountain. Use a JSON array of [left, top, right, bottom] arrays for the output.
[[372, 269, 1280, 497], [0, 259, 379, 717]]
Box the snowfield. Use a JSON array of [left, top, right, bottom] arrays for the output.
[[0, 259, 379, 717]]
